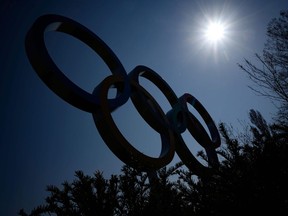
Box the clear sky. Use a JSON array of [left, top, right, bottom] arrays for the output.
[[1, 0, 287, 215]]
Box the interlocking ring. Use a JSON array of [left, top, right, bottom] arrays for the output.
[[25, 14, 221, 176], [25, 14, 129, 112]]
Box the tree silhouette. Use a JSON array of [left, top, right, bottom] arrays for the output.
[[19, 108, 288, 215], [19, 163, 190, 216], [239, 10, 288, 124]]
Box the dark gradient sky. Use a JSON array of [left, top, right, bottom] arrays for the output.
[[1, 0, 287, 215]]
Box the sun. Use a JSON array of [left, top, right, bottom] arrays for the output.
[[204, 21, 226, 43], [193, 16, 232, 62], [188, 6, 237, 62]]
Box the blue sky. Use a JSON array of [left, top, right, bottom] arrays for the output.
[[1, 0, 287, 215]]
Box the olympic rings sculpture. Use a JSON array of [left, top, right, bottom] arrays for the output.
[[25, 14, 221, 177]]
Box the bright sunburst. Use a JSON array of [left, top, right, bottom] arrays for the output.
[[204, 21, 225, 42], [187, 4, 239, 62]]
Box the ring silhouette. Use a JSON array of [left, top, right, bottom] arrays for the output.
[[26, 14, 221, 176]]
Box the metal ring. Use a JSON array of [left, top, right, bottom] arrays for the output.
[[25, 14, 129, 112], [129, 65, 185, 132], [92, 75, 175, 171], [180, 93, 221, 149], [174, 93, 221, 176], [129, 66, 219, 175]]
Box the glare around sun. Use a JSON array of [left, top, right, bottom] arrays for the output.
[[204, 21, 226, 42]]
